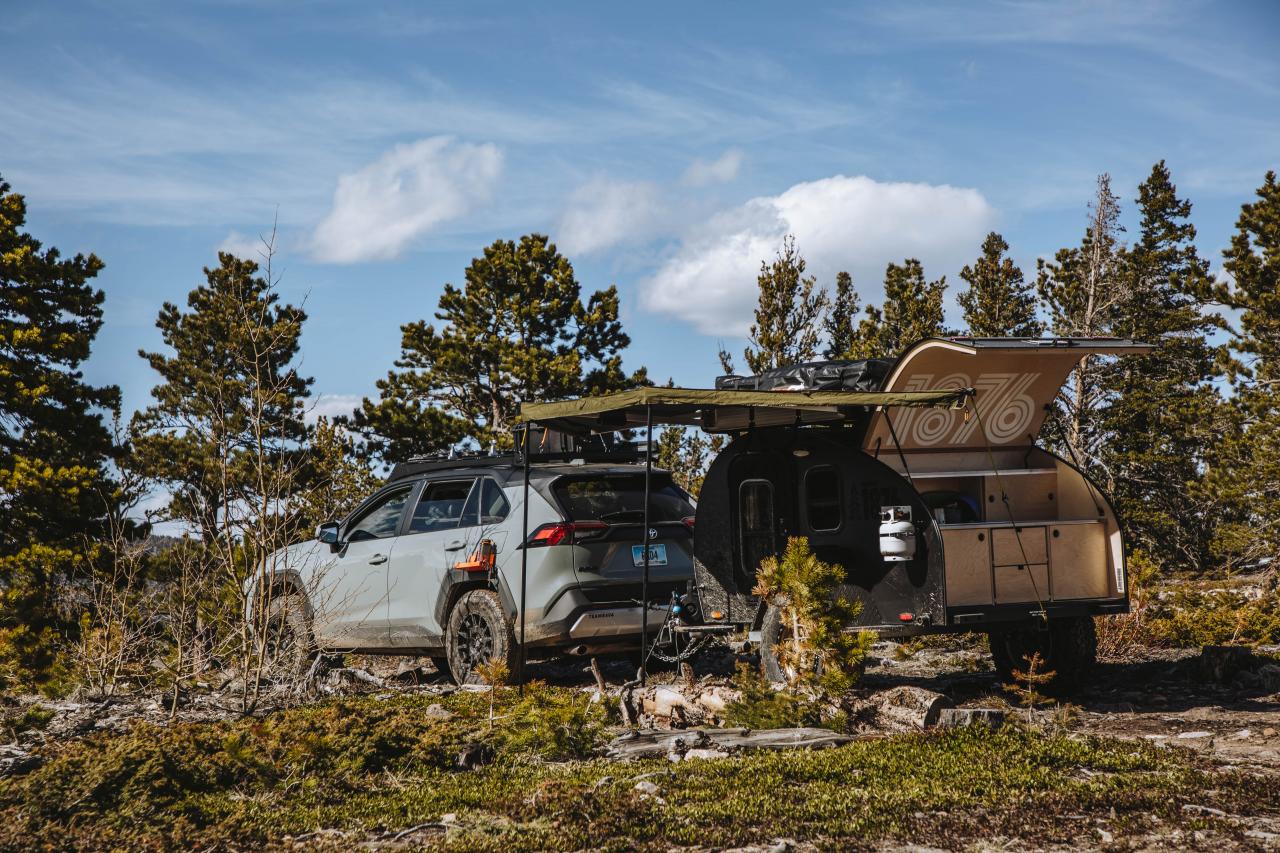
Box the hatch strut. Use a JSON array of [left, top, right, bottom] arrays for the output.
[[881, 407, 914, 488]]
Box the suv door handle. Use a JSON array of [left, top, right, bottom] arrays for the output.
[[368, 553, 388, 565], [444, 540, 465, 552]]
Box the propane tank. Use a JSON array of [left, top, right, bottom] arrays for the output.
[[879, 505, 916, 562]]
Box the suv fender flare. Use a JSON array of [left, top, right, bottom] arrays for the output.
[[434, 570, 519, 632], [246, 569, 314, 628]]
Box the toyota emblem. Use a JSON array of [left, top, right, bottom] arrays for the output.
[[648, 528, 658, 540]]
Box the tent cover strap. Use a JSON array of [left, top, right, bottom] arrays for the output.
[[519, 386, 973, 435]]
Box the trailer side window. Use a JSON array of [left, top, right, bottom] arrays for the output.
[[738, 479, 775, 583], [804, 466, 842, 532]]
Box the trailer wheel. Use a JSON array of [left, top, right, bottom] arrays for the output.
[[759, 601, 789, 684], [760, 598, 831, 685], [988, 616, 1097, 691], [445, 589, 519, 686]]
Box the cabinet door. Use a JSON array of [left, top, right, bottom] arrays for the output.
[[941, 528, 992, 606], [1048, 523, 1109, 599]]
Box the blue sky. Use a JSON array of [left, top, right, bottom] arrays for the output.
[[4, 1, 1278, 423]]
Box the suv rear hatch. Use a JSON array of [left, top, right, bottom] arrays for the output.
[[549, 471, 695, 604]]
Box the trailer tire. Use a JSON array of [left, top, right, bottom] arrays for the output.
[[759, 601, 788, 684], [759, 598, 845, 685], [445, 589, 519, 686], [988, 616, 1096, 691]]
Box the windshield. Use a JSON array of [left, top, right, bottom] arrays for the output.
[[552, 473, 694, 523]]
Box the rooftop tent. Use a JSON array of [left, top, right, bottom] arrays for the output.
[[518, 385, 974, 435], [716, 358, 894, 392]]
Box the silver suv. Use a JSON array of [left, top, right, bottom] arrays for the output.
[[250, 456, 696, 684]]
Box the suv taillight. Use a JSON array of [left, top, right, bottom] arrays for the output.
[[524, 520, 609, 547], [682, 515, 695, 531]]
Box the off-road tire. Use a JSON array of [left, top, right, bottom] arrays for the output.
[[988, 616, 1097, 691], [262, 594, 315, 682], [445, 589, 519, 686]]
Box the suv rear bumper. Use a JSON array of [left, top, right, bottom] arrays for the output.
[[519, 585, 674, 650], [567, 604, 672, 640]]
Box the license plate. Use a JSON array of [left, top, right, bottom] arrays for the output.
[[631, 543, 667, 566]]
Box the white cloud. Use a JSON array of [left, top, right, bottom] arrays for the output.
[[555, 177, 665, 256], [305, 393, 365, 425], [642, 175, 996, 336], [681, 148, 744, 186], [218, 230, 267, 260], [309, 136, 502, 264]]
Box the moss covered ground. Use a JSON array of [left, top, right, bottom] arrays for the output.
[[3, 685, 1276, 851]]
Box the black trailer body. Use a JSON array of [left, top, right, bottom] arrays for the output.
[[693, 426, 947, 633]]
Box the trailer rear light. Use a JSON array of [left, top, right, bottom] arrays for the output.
[[899, 612, 914, 622], [524, 521, 610, 547]]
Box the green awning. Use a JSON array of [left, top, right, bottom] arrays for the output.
[[519, 386, 973, 434]]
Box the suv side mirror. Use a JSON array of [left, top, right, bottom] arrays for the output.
[[316, 521, 341, 547]]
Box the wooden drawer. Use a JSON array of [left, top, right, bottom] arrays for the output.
[[994, 562, 1050, 604], [991, 526, 1047, 566]]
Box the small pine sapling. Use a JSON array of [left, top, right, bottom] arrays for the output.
[[474, 655, 510, 730], [1004, 651, 1057, 720]]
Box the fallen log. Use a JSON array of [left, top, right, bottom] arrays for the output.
[[604, 726, 854, 760]]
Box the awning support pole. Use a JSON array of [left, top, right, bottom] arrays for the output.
[[640, 403, 652, 686], [518, 425, 531, 694]]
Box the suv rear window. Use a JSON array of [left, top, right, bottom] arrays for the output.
[[553, 474, 694, 523]]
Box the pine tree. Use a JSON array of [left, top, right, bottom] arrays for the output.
[[823, 271, 860, 358], [958, 232, 1042, 337], [1036, 174, 1128, 472], [0, 175, 120, 687], [294, 418, 380, 531], [1102, 162, 1224, 572], [130, 252, 312, 545], [1207, 171, 1280, 566], [741, 236, 829, 374], [350, 234, 642, 460], [655, 426, 722, 497], [844, 259, 947, 358]]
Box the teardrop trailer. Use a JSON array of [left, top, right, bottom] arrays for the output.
[[520, 337, 1151, 685]]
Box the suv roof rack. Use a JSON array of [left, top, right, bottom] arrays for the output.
[[385, 428, 644, 483]]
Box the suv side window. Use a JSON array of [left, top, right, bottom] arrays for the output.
[[409, 479, 476, 533], [345, 486, 412, 542], [453, 477, 511, 530], [479, 478, 511, 525]]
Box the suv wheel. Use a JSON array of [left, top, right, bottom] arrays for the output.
[[445, 589, 518, 686], [262, 594, 315, 681]]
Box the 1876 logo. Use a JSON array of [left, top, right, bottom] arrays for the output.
[[892, 372, 1040, 446]]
